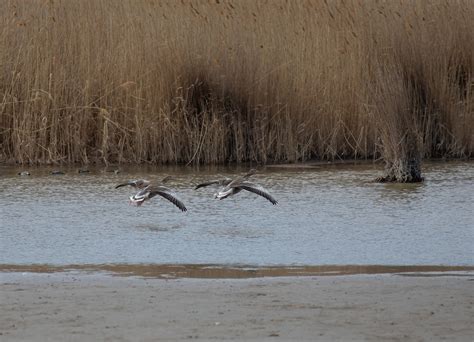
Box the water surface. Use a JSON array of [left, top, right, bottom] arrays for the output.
[[1, 162, 473, 266]]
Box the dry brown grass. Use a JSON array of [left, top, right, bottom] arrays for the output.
[[0, 0, 473, 166]]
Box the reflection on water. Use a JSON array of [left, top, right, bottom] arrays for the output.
[[0, 162, 473, 266], [135, 223, 183, 233]]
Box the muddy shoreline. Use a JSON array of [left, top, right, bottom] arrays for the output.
[[1, 270, 473, 341], [1, 264, 473, 279]]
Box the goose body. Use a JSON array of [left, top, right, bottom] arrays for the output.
[[195, 169, 278, 205]]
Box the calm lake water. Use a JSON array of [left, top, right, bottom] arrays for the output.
[[0, 162, 473, 266]]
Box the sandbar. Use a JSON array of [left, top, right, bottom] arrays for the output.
[[1, 270, 473, 341]]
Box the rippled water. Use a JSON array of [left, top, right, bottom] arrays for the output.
[[1, 162, 473, 266]]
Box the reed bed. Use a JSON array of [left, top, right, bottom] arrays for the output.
[[0, 0, 473, 167]]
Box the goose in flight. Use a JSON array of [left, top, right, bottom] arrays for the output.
[[195, 169, 278, 205], [128, 185, 187, 211], [116, 176, 186, 211]]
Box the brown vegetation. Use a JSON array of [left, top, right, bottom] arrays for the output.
[[0, 1, 473, 179]]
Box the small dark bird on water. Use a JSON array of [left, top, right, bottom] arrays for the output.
[[105, 168, 121, 174], [51, 170, 65, 175], [195, 169, 278, 205], [18, 171, 30, 176]]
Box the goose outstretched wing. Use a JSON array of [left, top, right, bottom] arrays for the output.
[[227, 169, 257, 187], [115, 179, 150, 189], [194, 178, 232, 190], [148, 186, 187, 212], [236, 182, 278, 205]]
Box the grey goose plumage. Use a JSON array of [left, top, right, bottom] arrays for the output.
[[115, 179, 151, 190], [195, 169, 278, 205], [116, 176, 187, 211]]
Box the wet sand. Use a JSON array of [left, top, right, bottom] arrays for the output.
[[1, 271, 473, 341]]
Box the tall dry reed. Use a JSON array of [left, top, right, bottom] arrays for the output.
[[0, 0, 473, 168]]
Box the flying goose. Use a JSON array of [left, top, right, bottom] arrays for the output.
[[116, 176, 186, 211], [195, 169, 278, 205], [128, 185, 187, 211]]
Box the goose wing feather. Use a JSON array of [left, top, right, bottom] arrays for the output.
[[195, 180, 220, 190], [148, 186, 187, 212], [115, 179, 149, 189], [115, 182, 131, 189], [195, 178, 231, 190], [237, 182, 278, 205], [228, 169, 256, 187]]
